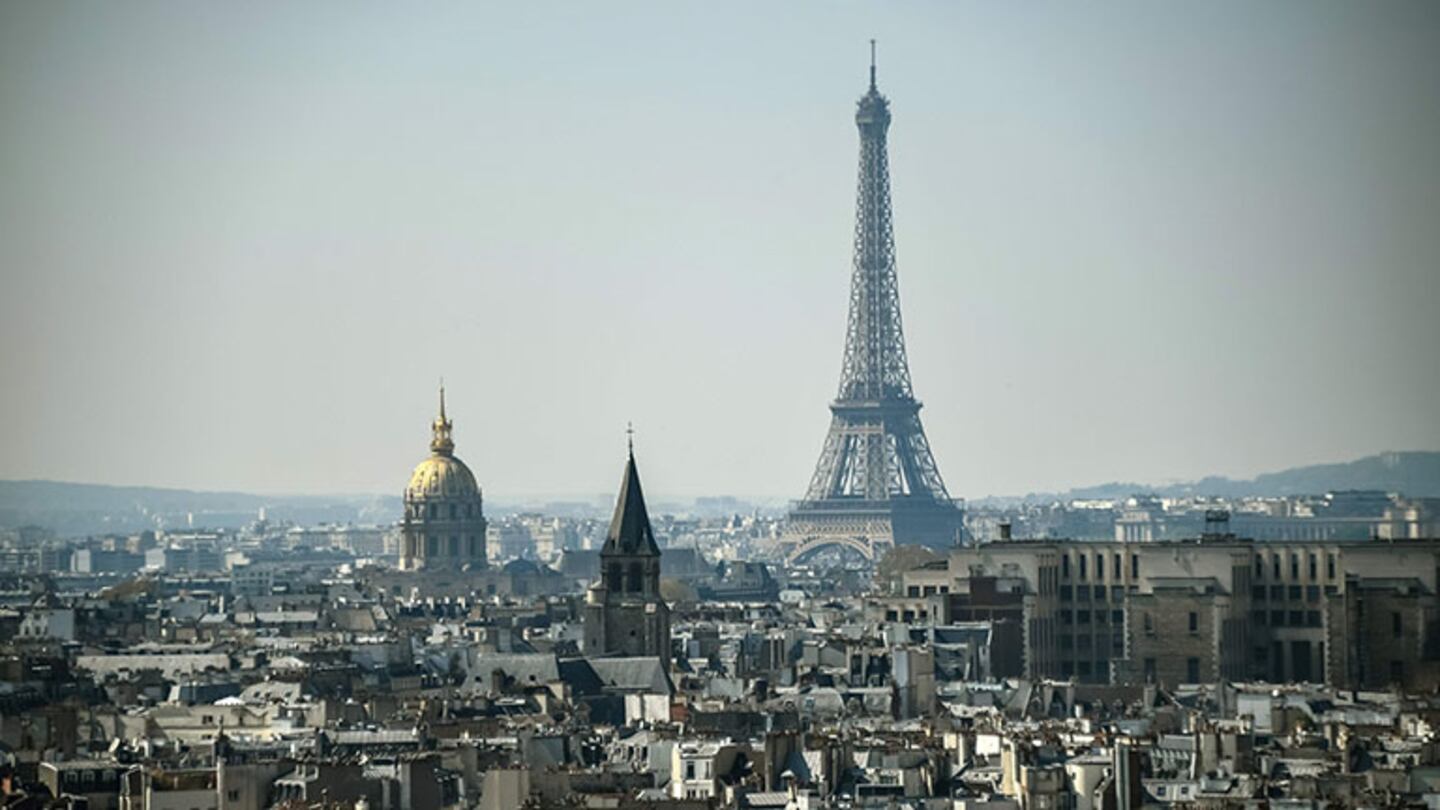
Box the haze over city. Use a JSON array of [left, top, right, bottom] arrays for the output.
[[3, 1, 1438, 501]]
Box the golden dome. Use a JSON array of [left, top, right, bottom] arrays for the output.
[[406, 454, 480, 502], [405, 385, 482, 503]]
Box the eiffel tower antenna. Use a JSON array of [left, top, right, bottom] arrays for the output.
[[869, 39, 877, 91], [784, 45, 965, 565]]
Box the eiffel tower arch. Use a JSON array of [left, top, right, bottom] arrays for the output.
[[784, 45, 965, 561]]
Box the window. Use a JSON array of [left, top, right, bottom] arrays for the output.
[[1393, 612, 1403, 638], [1077, 610, 1091, 624], [1143, 613, 1154, 636], [1095, 554, 1104, 581], [1290, 554, 1299, 579], [1187, 657, 1201, 683], [1062, 555, 1070, 577], [1079, 555, 1087, 579], [1289, 585, 1302, 601], [1306, 585, 1320, 603], [1273, 555, 1281, 579], [1060, 586, 1073, 602], [1112, 610, 1124, 625], [1114, 554, 1122, 579], [907, 586, 920, 597], [1308, 554, 1317, 579], [1255, 555, 1264, 578], [1327, 554, 1336, 579], [227, 791, 240, 802], [1144, 657, 1156, 682], [1271, 611, 1285, 627], [1188, 612, 1199, 634], [1391, 660, 1405, 683], [1306, 611, 1321, 627], [1131, 554, 1139, 579]]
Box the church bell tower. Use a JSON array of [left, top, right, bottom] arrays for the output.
[[583, 440, 670, 661]]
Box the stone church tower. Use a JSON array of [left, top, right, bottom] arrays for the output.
[[583, 446, 670, 661]]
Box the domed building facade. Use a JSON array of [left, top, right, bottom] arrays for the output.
[[399, 389, 487, 571]]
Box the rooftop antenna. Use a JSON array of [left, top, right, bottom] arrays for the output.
[[869, 39, 877, 91], [626, 421, 635, 456]]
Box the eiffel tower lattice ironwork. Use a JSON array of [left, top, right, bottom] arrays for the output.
[[784, 44, 965, 565]]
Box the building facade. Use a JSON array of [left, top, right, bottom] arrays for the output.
[[908, 537, 1440, 690]]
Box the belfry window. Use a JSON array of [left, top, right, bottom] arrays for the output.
[[628, 563, 643, 593]]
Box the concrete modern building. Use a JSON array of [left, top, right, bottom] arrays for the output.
[[909, 535, 1440, 690]]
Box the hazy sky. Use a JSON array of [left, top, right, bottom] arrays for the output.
[[2, 2, 1438, 501]]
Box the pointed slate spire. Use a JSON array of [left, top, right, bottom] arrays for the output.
[[602, 444, 660, 557]]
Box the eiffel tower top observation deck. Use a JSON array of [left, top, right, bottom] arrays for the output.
[[784, 44, 965, 564]]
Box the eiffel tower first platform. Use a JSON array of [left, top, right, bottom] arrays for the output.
[[783, 46, 965, 566]]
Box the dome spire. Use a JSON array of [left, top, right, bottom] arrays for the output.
[[431, 381, 454, 456]]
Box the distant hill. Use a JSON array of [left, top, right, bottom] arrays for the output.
[[988, 451, 1440, 505], [0, 479, 399, 536], [7, 451, 1439, 535]]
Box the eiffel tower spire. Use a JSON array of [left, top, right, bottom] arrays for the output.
[[785, 46, 964, 563]]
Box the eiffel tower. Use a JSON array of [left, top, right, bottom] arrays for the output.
[[784, 45, 965, 565]]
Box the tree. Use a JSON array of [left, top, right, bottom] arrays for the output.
[[874, 546, 942, 595]]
